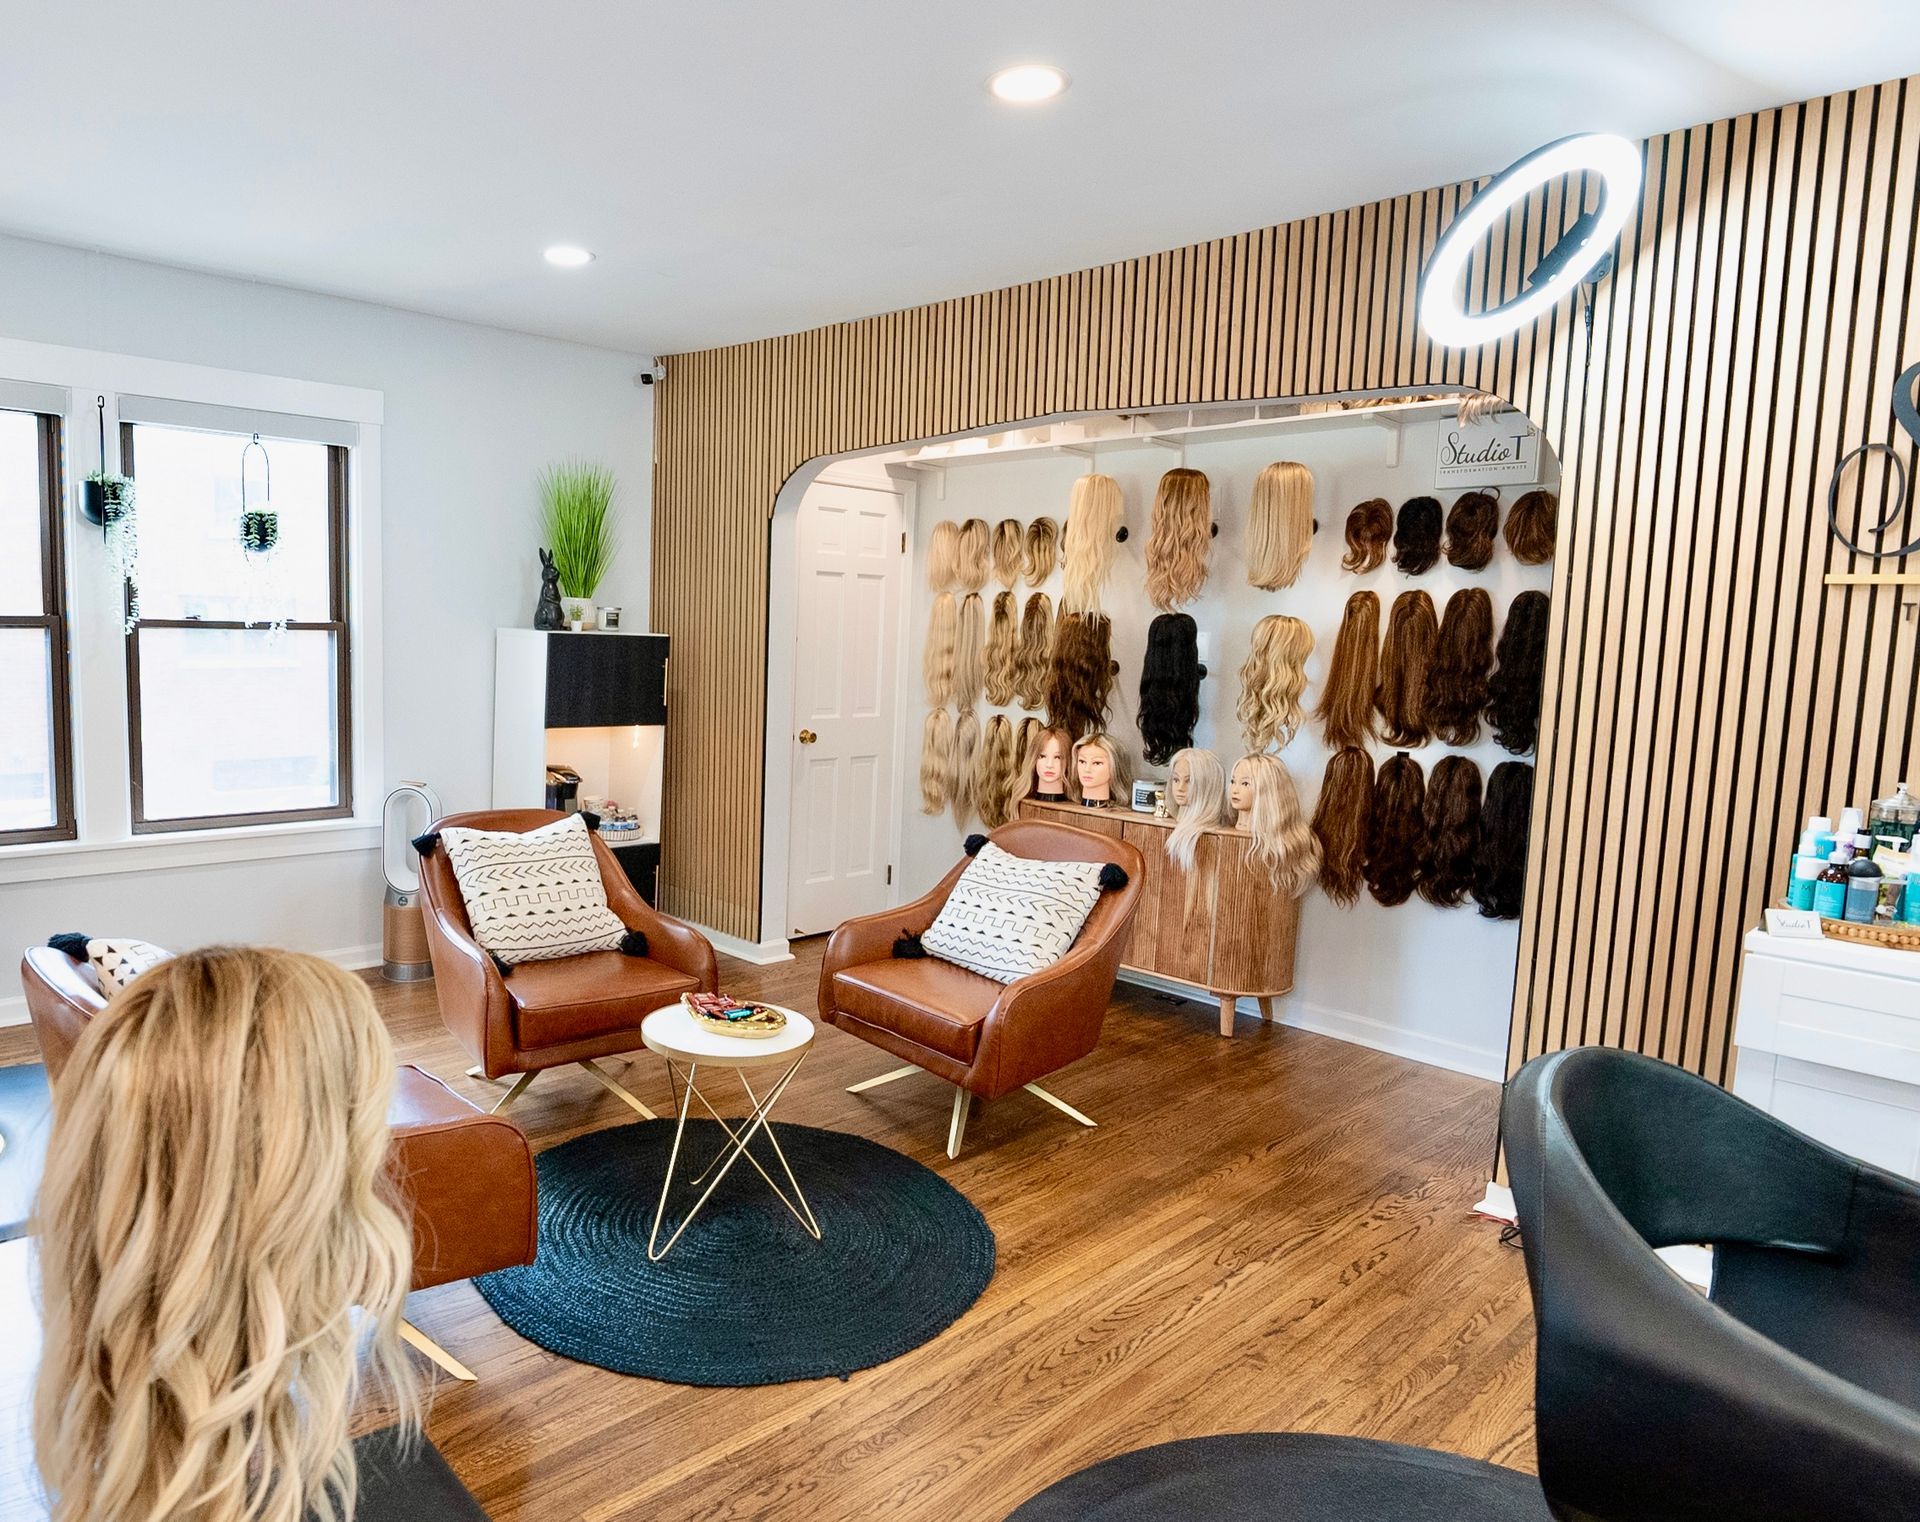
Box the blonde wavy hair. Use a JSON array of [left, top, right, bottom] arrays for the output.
[[951, 709, 981, 826], [953, 592, 985, 710], [919, 707, 954, 814], [956, 518, 990, 593], [1024, 516, 1060, 585], [1165, 748, 1231, 871], [974, 714, 1020, 827], [1062, 475, 1123, 613], [1144, 467, 1212, 610], [985, 590, 1019, 705], [1245, 461, 1315, 590], [927, 520, 961, 593], [923, 592, 957, 708], [991, 519, 1025, 589], [1014, 592, 1054, 710], [33, 946, 417, 1522], [1236, 613, 1314, 752], [1231, 753, 1322, 897]]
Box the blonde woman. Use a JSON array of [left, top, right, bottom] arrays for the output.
[[1061, 475, 1123, 613], [1228, 752, 1322, 897], [34, 947, 417, 1522], [1144, 467, 1212, 610], [1164, 748, 1232, 870], [1236, 613, 1314, 752], [1245, 461, 1315, 590]]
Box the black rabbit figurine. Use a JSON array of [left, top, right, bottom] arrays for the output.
[[534, 548, 565, 630]]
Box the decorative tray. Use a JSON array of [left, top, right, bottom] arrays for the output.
[[1816, 915, 1920, 953], [682, 992, 788, 1038]]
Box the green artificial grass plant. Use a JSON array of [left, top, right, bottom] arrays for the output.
[[538, 461, 618, 599]]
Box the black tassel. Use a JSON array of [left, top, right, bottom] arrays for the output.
[[892, 931, 926, 959], [411, 831, 440, 857], [964, 833, 988, 856], [579, 810, 602, 833], [488, 952, 514, 977], [48, 931, 91, 960], [1098, 863, 1129, 891], [619, 929, 650, 958]]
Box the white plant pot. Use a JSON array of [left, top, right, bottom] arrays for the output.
[[561, 596, 596, 630]]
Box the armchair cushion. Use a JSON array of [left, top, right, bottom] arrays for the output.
[[48, 933, 172, 995], [507, 950, 700, 1049], [439, 814, 625, 965], [920, 842, 1106, 983], [831, 958, 1001, 1063]]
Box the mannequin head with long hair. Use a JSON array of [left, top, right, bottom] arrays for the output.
[[1236, 613, 1314, 752], [34, 947, 417, 1522], [1246, 461, 1315, 590], [1073, 732, 1135, 807], [1145, 467, 1213, 610], [1017, 723, 1079, 804], [1062, 475, 1123, 612], [1228, 752, 1321, 897], [1164, 748, 1231, 871]]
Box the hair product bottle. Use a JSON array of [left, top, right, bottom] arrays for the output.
[[1812, 851, 1850, 920], [1843, 835, 1884, 923], [1788, 828, 1825, 911]]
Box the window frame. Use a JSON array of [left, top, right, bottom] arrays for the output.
[[0, 411, 76, 845], [121, 422, 355, 833]]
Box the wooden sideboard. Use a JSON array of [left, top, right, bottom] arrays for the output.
[[1017, 798, 1300, 1037]]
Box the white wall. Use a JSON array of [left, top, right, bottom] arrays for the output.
[[893, 414, 1556, 1080], [0, 233, 652, 1009]]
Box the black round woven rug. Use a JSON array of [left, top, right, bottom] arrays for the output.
[[475, 1118, 994, 1385]]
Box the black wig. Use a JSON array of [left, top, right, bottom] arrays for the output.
[[1137, 612, 1202, 765], [1473, 760, 1533, 920], [1393, 495, 1443, 574], [1485, 590, 1550, 754]]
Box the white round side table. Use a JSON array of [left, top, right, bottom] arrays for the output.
[[639, 1002, 819, 1262]]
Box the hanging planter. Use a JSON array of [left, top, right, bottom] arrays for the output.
[[238, 433, 279, 556], [83, 469, 134, 526]]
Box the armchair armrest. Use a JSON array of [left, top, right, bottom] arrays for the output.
[[594, 838, 718, 992], [818, 861, 970, 1017], [416, 846, 518, 1078]]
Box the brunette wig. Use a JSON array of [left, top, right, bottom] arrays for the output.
[[1444, 491, 1498, 571], [1144, 467, 1213, 611], [1365, 751, 1426, 907], [1504, 489, 1558, 564], [1486, 590, 1550, 754], [1315, 591, 1379, 750], [918, 708, 953, 815], [1014, 592, 1054, 710], [984, 590, 1019, 705], [1245, 461, 1314, 590], [1062, 475, 1124, 612], [1376, 589, 1438, 748], [953, 591, 985, 710], [1310, 746, 1374, 907], [1137, 612, 1202, 766], [1342, 497, 1393, 573], [1393, 496, 1443, 574], [951, 709, 980, 826], [956, 517, 990, 592], [1025, 516, 1060, 585], [991, 518, 1025, 589], [927, 520, 961, 593], [1418, 755, 1483, 908], [923, 592, 957, 708], [1473, 760, 1533, 919], [1236, 613, 1313, 752], [1426, 587, 1494, 746], [1045, 611, 1116, 740], [975, 714, 1019, 828]]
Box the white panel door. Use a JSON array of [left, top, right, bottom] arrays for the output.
[[787, 481, 905, 935]]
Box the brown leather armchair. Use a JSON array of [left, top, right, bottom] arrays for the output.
[[819, 818, 1144, 1157], [416, 808, 719, 1118], [19, 944, 537, 1383]]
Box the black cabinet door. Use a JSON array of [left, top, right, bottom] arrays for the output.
[[544, 633, 669, 728]]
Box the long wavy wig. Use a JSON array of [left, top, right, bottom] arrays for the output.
[[1138, 612, 1202, 765], [1486, 589, 1550, 754], [1024, 515, 1060, 585], [1315, 590, 1379, 749], [1365, 751, 1426, 907], [1045, 610, 1115, 740], [919, 707, 954, 814], [953, 591, 985, 711], [927, 520, 961, 592], [1245, 461, 1314, 590], [956, 517, 990, 592], [1419, 755, 1483, 908], [1426, 587, 1494, 746], [950, 709, 981, 826], [1474, 760, 1533, 919], [1062, 475, 1124, 613], [1144, 467, 1212, 610], [1310, 746, 1374, 907], [991, 518, 1025, 589], [1014, 592, 1054, 710], [975, 713, 1020, 828], [1376, 589, 1437, 748], [1236, 613, 1313, 752], [923, 591, 957, 708], [985, 590, 1019, 705], [1232, 752, 1321, 898]]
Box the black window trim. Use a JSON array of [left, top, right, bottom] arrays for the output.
[[0, 411, 75, 846]]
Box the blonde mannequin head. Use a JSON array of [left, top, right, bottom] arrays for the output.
[[1165, 748, 1231, 870], [1229, 752, 1321, 897], [1074, 732, 1134, 806]]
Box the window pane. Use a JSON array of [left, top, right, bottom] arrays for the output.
[[137, 627, 339, 820], [130, 424, 331, 622], [0, 410, 43, 614], [0, 627, 56, 831]]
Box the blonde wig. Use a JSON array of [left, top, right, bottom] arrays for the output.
[[1014, 592, 1054, 710], [919, 707, 954, 814], [1377, 589, 1438, 748], [1236, 612, 1314, 752], [985, 590, 1019, 705], [1144, 467, 1213, 610], [975, 714, 1020, 828], [1024, 515, 1060, 585], [953, 591, 986, 710], [1073, 731, 1135, 807], [923, 591, 957, 708], [33, 947, 417, 1522], [927, 519, 961, 593], [1165, 747, 1231, 871], [1014, 715, 1041, 778], [951, 708, 980, 826], [1315, 590, 1379, 750], [1233, 752, 1321, 897], [1045, 611, 1116, 740], [1061, 474, 1123, 613], [957, 517, 991, 592], [1016, 723, 1079, 804], [991, 518, 1025, 588], [1245, 461, 1315, 590]]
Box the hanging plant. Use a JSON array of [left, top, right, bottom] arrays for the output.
[[104, 501, 140, 634], [240, 508, 280, 553], [83, 469, 134, 526]]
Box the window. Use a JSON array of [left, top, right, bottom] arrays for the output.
[[0, 406, 73, 844], [122, 421, 352, 831]]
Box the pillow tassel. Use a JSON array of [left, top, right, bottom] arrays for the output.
[[411, 831, 441, 857], [619, 929, 650, 958], [892, 931, 927, 959], [48, 932, 91, 960], [1099, 863, 1129, 892], [963, 833, 988, 856], [488, 952, 515, 978]]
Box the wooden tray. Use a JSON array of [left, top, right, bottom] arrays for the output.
[[682, 995, 788, 1038], [1817, 914, 1920, 953]]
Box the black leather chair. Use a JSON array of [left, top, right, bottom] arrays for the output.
[[1504, 1046, 1920, 1522]]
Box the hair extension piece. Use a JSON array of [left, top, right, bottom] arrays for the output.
[[1393, 495, 1443, 574], [953, 591, 985, 710], [1474, 760, 1533, 919], [1419, 755, 1483, 908], [1231, 753, 1321, 898], [918, 708, 954, 814], [1137, 612, 1202, 765], [992, 518, 1025, 589], [1342, 497, 1393, 573], [1315, 591, 1379, 750], [1145, 467, 1213, 610], [1073, 732, 1135, 808], [975, 714, 1019, 828], [1246, 461, 1315, 590], [1504, 489, 1558, 564], [1014, 592, 1054, 709], [1236, 613, 1313, 752], [1426, 587, 1495, 746], [1164, 748, 1231, 871], [1365, 752, 1426, 907], [1486, 590, 1550, 754], [985, 590, 1019, 705], [1014, 714, 1041, 775], [1016, 723, 1079, 804], [1311, 747, 1374, 906], [1062, 475, 1123, 612], [927, 520, 961, 592], [950, 709, 981, 827], [1376, 590, 1438, 748], [1444, 490, 1498, 570], [923, 591, 957, 708], [1045, 611, 1115, 740], [1024, 516, 1060, 586], [957, 517, 990, 592]]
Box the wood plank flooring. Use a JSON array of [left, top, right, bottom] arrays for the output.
[[0, 941, 1535, 1520]]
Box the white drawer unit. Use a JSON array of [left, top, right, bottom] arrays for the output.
[[1732, 929, 1920, 1179]]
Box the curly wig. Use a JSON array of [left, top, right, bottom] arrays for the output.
[[985, 590, 1019, 706], [1315, 591, 1379, 750], [1024, 516, 1060, 585], [1444, 490, 1499, 570], [1376, 589, 1437, 748], [1310, 746, 1374, 907], [1246, 461, 1315, 590], [1137, 612, 1202, 765], [1486, 589, 1550, 754], [1504, 489, 1558, 564], [1342, 497, 1393, 573], [918, 708, 954, 814], [953, 591, 985, 711], [927, 520, 961, 593], [956, 517, 990, 592], [1062, 475, 1124, 613], [1426, 587, 1494, 746], [923, 592, 957, 708], [1045, 610, 1115, 740], [1473, 760, 1533, 919], [1014, 592, 1054, 710], [1144, 467, 1212, 611], [1236, 613, 1314, 752], [1365, 751, 1427, 907], [1393, 495, 1443, 574], [975, 714, 1020, 828], [1418, 755, 1483, 908], [1232, 753, 1321, 898], [992, 518, 1025, 589]]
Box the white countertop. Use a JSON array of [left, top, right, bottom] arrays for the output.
[[1743, 927, 1920, 980]]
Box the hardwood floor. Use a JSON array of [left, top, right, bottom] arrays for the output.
[[0, 943, 1535, 1520]]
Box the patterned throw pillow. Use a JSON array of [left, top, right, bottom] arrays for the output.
[[55, 936, 172, 995], [438, 814, 626, 965], [920, 842, 1106, 984]]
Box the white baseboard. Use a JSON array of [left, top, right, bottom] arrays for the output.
[[698, 927, 796, 966]]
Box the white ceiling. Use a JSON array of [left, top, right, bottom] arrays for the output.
[[3, 1, 1918, 357]]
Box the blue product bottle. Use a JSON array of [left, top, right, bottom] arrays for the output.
[[1905, 874, 1920, 926], [1789, 851, 1824, 910], [1812, 851, 1849, 920]]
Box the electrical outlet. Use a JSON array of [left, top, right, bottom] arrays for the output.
[[1195, 630, 1212, 665]]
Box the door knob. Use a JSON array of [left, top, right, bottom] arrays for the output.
[[798, 729, 818, 744]]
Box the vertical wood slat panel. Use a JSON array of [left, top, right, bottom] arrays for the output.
[[651, 74, 1920, 1088]]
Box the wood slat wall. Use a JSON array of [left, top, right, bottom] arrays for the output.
[[653, 76, 1920, 1085]]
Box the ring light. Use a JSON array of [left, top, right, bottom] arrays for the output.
[[1420, 132, 1643, 349]]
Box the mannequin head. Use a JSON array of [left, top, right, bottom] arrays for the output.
[[1165, 749, 1231, 870], [1230, 753, 1321, 896], [1017, 724, 1078, 803], [1073, 732, 1134, 808], [1229, 755, 1258, 824]]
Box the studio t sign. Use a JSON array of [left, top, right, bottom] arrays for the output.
[[1436, 416, 1541, 488]]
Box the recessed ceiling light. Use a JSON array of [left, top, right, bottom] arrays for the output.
[[988, 63, 1068, 104], [544, 245, 595, 268]]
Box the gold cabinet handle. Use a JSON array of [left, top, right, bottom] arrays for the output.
[[798, 729, 818, 744]]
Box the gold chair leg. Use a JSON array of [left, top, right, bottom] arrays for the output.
[[490, 1071, 537, 1115], [846, 1064, 920, 1094], [1024, 1082, 1096, 1129], [579, 1059, 657, 1119], [400, 1320, 476, 1382], [946, 1087, 973, 1159], [465, 1063, 505, 1084]]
